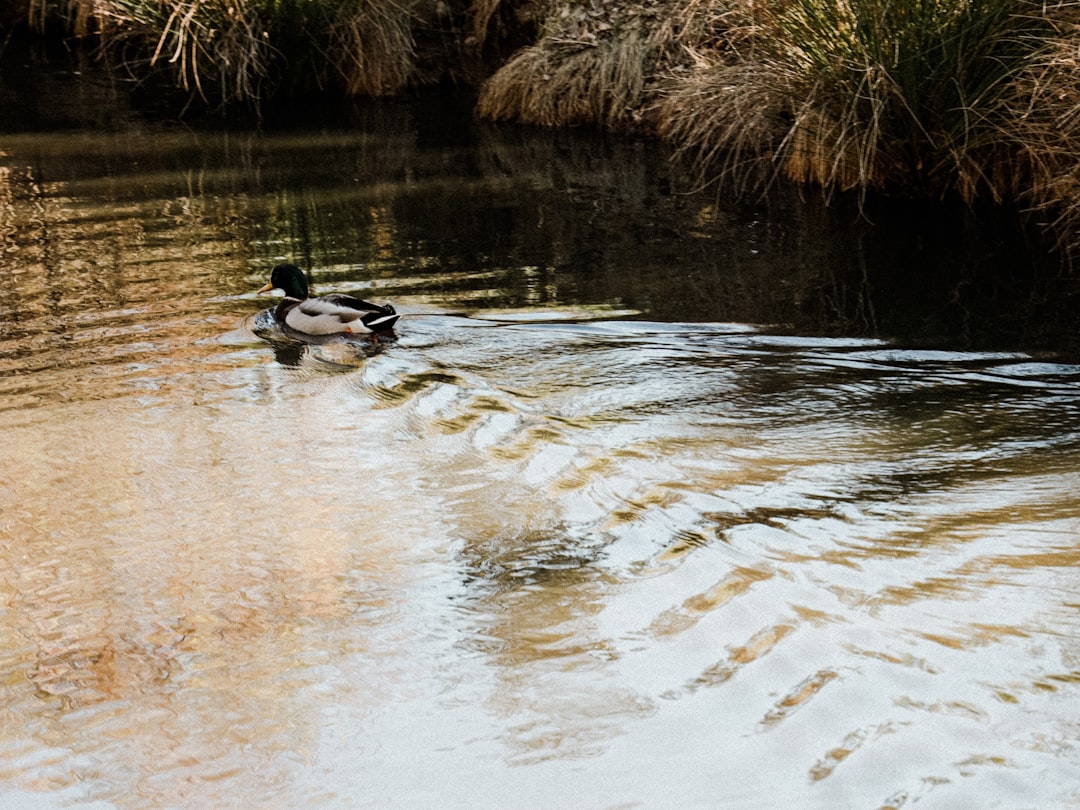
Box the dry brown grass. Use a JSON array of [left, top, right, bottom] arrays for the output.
[[326, 0, 416, 97], [477, 28, 646, 128], [475, 0, 684, 129], [469, 0, 505, 45], [1007, 10, 1080, 254], [651, 0, 1080, 258], [475, 0, 1080, 257], [26, 0, 419, 103]]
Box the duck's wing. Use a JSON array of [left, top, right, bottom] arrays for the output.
[[290, 295, 399, 334], [320, 295, 399, 331], [319, 294, 394, 315]]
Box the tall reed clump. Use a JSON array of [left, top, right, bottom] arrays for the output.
[[1010, 8, 1080, 255], [26, 0, 418, 104], [655, 0, 1080, 213], [475, 0, 686, 129]]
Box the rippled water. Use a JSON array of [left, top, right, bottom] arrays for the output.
[[3, 54, 1080, 809]]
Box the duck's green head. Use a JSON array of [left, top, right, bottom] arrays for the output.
[[258, 263, 309, 299]]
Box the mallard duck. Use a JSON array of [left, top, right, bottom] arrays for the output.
[[257, 263, 400, 336]]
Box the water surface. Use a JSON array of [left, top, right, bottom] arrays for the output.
[[2, 55, 1080, 809]]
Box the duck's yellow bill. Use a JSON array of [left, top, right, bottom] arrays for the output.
[[257, 282, 274, 294]]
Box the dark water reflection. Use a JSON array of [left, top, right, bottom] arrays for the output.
[[2, 42, 1080, 809], [3, 40, 1078, 358]]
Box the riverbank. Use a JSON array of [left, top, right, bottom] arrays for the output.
[[5, 0, 1080, 260], [475, 0, 1080, 259]]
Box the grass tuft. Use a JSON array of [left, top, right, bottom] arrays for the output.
[[652, 0, 1080, 255], [475, 0, 680, 129], [25, 0, 419, 104], [658, 0, 1060, 196]]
